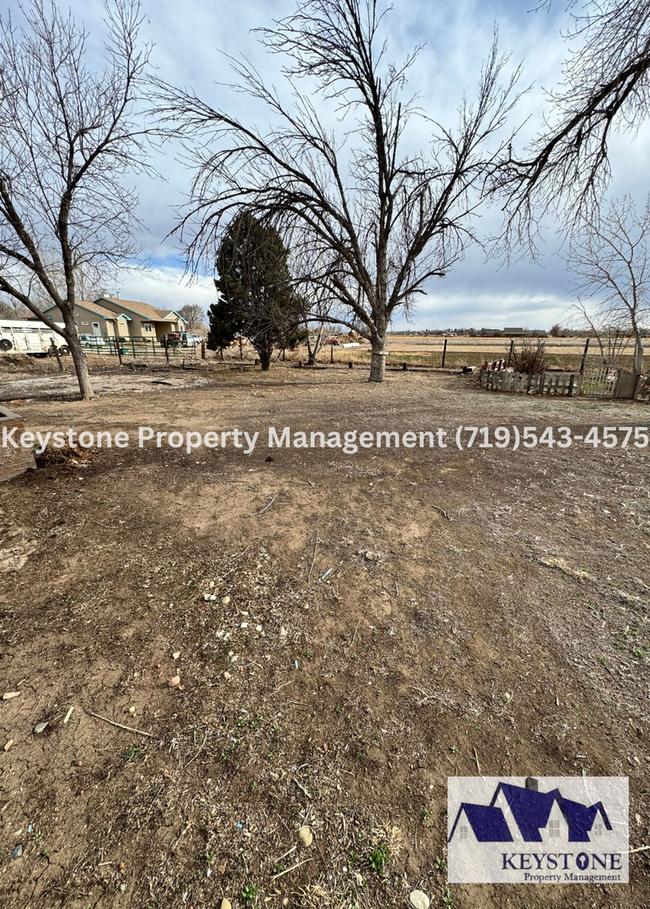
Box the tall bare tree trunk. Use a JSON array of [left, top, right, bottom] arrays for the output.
[[62, 309, 94, 399], [307, 323, 325, 365], [369, 334, 386, 382], [633, 331, 644, 375]]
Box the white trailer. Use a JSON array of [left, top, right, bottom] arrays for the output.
[[0, 320, 70, 357]]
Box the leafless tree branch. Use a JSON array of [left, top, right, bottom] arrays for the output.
[[153, 0, 521, 381]]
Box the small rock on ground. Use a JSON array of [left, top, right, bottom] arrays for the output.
[[409, 890, 430, 909], [298, 825, 313, 847]]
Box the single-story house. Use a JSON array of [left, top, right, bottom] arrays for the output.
[[92, 296, 187, 339], [42, 300, 132, 337]]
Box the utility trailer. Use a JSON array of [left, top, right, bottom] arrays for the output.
[[0, 320, 70, 357]]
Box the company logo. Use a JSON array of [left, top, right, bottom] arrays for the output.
[[448, 777, 628, 883]]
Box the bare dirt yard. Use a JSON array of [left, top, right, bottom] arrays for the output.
[[0, 360, 649, 909]]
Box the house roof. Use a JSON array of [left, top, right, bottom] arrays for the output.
[[557, 796, 612, 842], [43, 301, 131, 321], [95, 296, 186, 323], [492, 783, 612, 844], [491, 783, 556, 842], [449, 782, 614, 846], [449, 804, 513, 843]]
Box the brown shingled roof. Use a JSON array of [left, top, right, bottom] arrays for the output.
[[95, 296, 173, 321], [45, 300, 129, 320]]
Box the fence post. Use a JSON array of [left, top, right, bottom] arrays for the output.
[[441, 337, 448, 368], [49, 338, 64, 372], [507, 338, 514, 367], [633, 374, 643, 400], [580, 337, 590, 373]]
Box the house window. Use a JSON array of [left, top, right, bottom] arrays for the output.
[[143, 323, 153, 333], [548, 819, 561, 839], [593, 823, 603, 837], [459, 825, 469, 842]]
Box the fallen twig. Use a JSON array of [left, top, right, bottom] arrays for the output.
[[272, 844, 297, 865], [473, 747, 481, 775], [185, 727, 208, 767], [86, 710, 153, 737], [307, 536, 319, 583], [252, 496, 275, 516], [344, 618, 362, 654], [271, 857, 312, 880], [410, 686, 446, 708], [292, 777, 312, 799], [432, 505, 451, 521]]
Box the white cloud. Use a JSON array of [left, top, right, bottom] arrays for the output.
[[6, 0, 648, 328], [114, 266, 213, 315]]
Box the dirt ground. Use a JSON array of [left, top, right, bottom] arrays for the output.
[[1, 362, 649, 909]]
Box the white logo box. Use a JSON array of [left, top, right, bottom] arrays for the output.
[[448, 777, 629, 884]]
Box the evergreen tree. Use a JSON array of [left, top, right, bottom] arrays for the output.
[[212, 212, 300, 370]]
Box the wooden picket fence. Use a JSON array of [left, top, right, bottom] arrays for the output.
[[481, 366, 648, 400]]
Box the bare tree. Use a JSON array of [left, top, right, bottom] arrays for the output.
[[177, 303, 206, 331], [25, 251, 108, 310], [0, 294, 30, 319], [567, 195, 649, 374], [303, 290, 330, 365], [0, 0, 151, 398], [288, 247, 336, 365], [155, 0, 520, 382], [499, 1, 650, 235], [573, 298, 634, 366]]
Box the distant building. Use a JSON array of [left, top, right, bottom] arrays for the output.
[[42, 300, 131, 338], [43, 296, 187, 340]]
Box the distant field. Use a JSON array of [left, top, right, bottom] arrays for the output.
[[328, 335, 638, 372]]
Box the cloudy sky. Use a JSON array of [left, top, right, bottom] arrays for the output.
[[4, 0, 649, 330]]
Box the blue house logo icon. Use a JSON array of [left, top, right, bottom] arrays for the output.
[[449, 780, 612, 845], [447, 776, 628, 884]]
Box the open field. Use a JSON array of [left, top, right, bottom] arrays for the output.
[[1, 363, 649, 909], [2, 330, 642, 376], [346, 336, 642, 372]]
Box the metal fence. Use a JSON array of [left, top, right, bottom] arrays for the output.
[[80, 336, 200, 359]]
